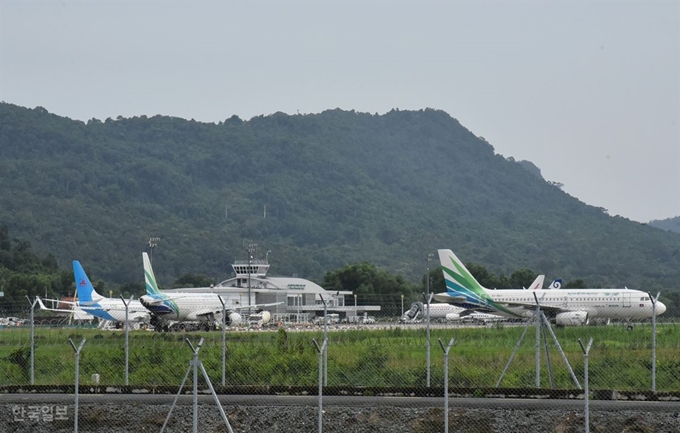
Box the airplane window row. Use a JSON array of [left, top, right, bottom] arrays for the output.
[[494, 297, 622, 302]]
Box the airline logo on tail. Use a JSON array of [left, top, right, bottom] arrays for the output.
[[73, 261, 104, 304], [437, 249, 517, 316], [141, 252, 178, 316], [550, 279, 562, 290], [143, 252, 162, 295]]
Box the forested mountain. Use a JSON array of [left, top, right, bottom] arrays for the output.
[[650, 216, 680, 234], [1, 103, 679, 294]]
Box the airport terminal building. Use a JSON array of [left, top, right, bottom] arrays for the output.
[[163, 258, 380, 323]]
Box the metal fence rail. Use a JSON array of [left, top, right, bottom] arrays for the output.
[[0, 302, 678, 432]]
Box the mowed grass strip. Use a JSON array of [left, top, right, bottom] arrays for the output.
[[0, 323, 678, 391]]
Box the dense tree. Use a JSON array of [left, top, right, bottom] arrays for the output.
[[0, 102, 678, 302]]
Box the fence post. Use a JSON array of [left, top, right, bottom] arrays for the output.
[[423, 292, 433, 388], [219, 295, 226, 387], [119, 296, 130, 386], [439, 337, 455, 433], [27, 296, 38, 385], [578, 337, 593, 433], [68, 338, 86, 433], [649, 292, 660, 392], [313, 338, 328, 433]]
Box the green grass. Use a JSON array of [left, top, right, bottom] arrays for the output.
[[0, 323, 678, 392]]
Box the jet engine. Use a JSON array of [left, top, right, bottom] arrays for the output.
[[226, 312, 242, 327], [445, 313, 461, 321], [555, 311, 589, 326]]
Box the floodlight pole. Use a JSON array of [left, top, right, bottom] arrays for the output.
[[148, 237, 161, 263]]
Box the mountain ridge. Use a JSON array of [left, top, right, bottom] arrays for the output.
[[1, 102, 678, 291]]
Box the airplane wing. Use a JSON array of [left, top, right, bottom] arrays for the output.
[[194, 309, 225, 318], [496, 292, 568, 318], [36, 297, 96, 317], [40, 297, 102, 307], [38, 297, 148, 314], [229, 302, 283, 311], [433, 292, 468, 304], [36, 297, 80, 314]]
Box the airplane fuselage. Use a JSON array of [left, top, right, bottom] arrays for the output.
[[139, 293, 246, 322], [79, 299, 150, 323], [436, 288, 666, 320]]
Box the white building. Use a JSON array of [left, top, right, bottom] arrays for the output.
[[163, 258, 380, 322]]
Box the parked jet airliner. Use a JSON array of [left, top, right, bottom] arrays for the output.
[[435, 249, 666, 326], [139, 252, 279, 331], [38, 261, 150, 324], [401, 274, 545, 323]]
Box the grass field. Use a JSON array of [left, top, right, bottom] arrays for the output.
[[1, 322, 678, 392]]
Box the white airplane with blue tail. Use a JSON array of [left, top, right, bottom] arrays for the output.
[[37, 261, 150, 325]]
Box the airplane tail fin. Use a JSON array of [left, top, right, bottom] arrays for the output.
[[73, 261, 104, 303], [528, 275, 545, 290], [143, 252, 162, 295], [437, 249, 489, 299]]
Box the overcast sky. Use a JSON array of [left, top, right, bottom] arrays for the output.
[[1, 0, 678, 223]]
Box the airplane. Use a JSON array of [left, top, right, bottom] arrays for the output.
[[434, 249, 666, 326], [399, 301, 504, 324], [401, 274, 545, 323], [139, 252, 279, 331], [38, 261, 150, 325]]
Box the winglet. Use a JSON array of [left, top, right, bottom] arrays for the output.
[[36, 296, 48, 310], [73, 261, 104, 302], [143, 252, 161, 295]]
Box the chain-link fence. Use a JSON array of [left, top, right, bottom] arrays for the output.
[[1, 300, 678, 432]]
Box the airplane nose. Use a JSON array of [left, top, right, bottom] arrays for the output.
[[656, 301, 666, 316]]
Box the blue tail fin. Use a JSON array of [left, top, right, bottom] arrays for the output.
[[73, 261, 103, 303]]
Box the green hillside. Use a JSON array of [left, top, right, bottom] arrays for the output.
[[650, 216, 680, 234], [1, 103, 679, 293]]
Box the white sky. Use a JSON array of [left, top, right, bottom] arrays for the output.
[[1, 0, 678, 222]]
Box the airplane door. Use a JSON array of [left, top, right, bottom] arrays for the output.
[[622, 292, 631, 308]]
